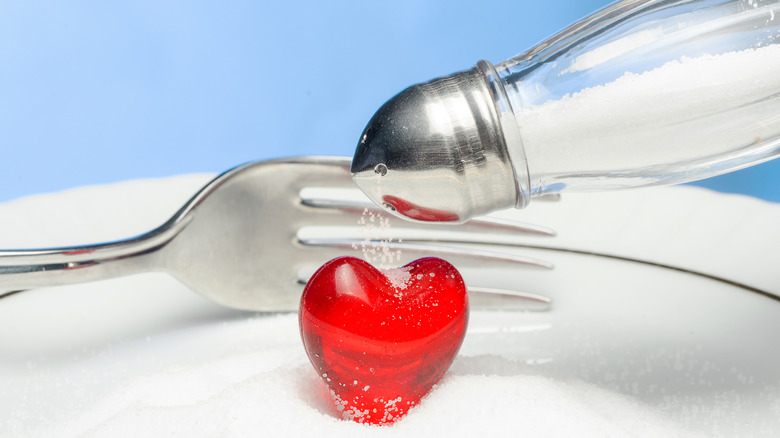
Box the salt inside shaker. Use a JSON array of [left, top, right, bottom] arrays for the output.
[[351, 0, 780, 223]]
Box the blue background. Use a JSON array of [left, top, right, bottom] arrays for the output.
[[1, 0, 778, 204]]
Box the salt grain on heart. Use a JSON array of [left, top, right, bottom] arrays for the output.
[[383, 265, 413, 290]]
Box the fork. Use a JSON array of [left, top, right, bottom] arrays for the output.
[[0, 156, 555, 311]]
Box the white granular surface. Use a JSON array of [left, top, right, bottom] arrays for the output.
[[5, 314, 701, 438]]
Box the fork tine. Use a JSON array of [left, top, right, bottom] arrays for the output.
[[467, 287, 551, 311], [299, 187, 556, 237], [294, 233, 555, 311], [294, 265, 552, 312], [298, 237, 553, 269]]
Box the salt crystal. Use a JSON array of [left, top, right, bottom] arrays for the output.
[[382, 265, 412, 290]]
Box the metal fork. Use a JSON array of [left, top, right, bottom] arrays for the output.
[[0, 156, 555, 311]]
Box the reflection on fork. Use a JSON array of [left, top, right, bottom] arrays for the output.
[[0, 157, 556, 312]]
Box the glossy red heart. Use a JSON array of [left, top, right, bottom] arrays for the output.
[[381, 195, 460, 222], [299, 256, 469, 425]]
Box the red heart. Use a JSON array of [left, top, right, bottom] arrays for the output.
[[299, 256, 469, 425], [381, 195, 460, 222]]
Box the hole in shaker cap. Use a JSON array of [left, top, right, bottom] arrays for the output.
[[374, 163, 388, 176]]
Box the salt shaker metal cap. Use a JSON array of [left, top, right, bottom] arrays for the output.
[[351, 61, 529, 223]]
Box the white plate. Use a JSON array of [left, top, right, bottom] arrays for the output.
[[1, 175, 779, 437]]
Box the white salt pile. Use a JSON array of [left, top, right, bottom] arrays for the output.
[[4, 313, 709, 438], [5, 251, 780, 438]]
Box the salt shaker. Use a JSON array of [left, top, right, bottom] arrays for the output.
[[351, 0, 780, 223]]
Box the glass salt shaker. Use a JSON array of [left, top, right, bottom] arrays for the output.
[[351, 0, 780, 223]]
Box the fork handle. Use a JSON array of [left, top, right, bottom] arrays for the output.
[[0, 227, 175, 296]]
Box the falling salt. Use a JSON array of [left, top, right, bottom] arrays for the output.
[[350, 164, 405, 267], [352, 208, 403, 267]]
